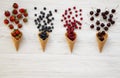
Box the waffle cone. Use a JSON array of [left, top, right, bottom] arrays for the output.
[[38, 32, 49, 52], [65, 32, 77, 53], [11, 32, 22, 51], [96, 32, 108, 53]]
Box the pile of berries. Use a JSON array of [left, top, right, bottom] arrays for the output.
[[61, 6, 83, 41], [89, 8, 116, 41], [4, 3, 28, 30], [11, 29, 22, 40], [34, 7, 57, 40]]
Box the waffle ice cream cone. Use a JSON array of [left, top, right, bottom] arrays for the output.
[[65, 32, 77, 53], [96, 32, 108, 53], [11, 32, 22, 51], [38, 32, 49, 52]]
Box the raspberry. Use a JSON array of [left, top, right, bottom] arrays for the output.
[[23, 18, 28, 23], [15, 19, 19, 24]]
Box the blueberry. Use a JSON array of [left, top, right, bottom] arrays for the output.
[[43, 7, 46, 10], [111, 9, 116, 13], [34, 14, 37, 17], [54, 9, 57, 12], [34, 7, 37, 10]]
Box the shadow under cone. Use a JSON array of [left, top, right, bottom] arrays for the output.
[[65, 32, 77, 53], [38, 32, 49, 52], [11, 32, 22, 51], [96, 33, 108, 53]]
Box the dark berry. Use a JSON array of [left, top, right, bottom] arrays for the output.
[[34, 14, 37, 17], [95, 13, 99, 17], [90, 24, 94, 29], [54, 9, 57, 12], [96, 9, 101, 13], [96, 27, 100, 31], [104, 27, 108, 31], [103, 16, 107, 19], [101, 23, 105, 27], [90, 11, 94, 15], [101, 31, 105, 36], [90, 17, 94, 21], [111, 21, 115, 24], [96, 20, 100, 25], [111, 9, 116, 13], [34, 7, 37, 10], [43, 7, 46, 10], [107, 23, 111, 27], [105, 11, 109, 15], [109, 14, 113, 18], [99, 37, 104, 41]]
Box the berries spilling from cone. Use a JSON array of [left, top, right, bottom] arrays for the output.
[[3, 3, 28, 51], [34, 7, 57, 52], [61, 6, 83, 52], [89, 8, 117, 52]]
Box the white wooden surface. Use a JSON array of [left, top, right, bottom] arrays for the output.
[[0, 0, 120, 78]]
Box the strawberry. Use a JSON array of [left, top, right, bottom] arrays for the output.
[[13, 3, 18, 9], [11, 32, 16, 37], [23, 12, 28, 17], [9, 24, 14, 29], [18, 24, 22, 28], [17, 14, 23, 19], [23, 18, 28, 23], [4, 11, 10, 17], [15, 30, 20, 35], [10, 15, 15, 22], [19, 8, 25, 13], [15, 19, 19, 24], [4, 19, 9, 24], [12, 9, 18, 15]]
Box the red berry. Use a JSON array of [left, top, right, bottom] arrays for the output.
[[23, 18, 28, 23], [10, 16, 15, 22], [12, 32, 16, 37], [68, 8, 71, 11], [17, 14, 23, 19], [75, 10, 78, 13], [75, 14, 78, 17], [18, 24, 22, 28], [19, 8, 25, 13], [4, 19, 9, 24], [72, 17, 74, 19], [4, 11, 10, 17], [79, 9, 82, 12], [13, 3, 18, 9], [73, 6, 76, 9], [15, 19, 19, 24], [80, 17, 83, 20], [68, 15, 70, 18], [23, 12, 28, 17], [15, 30, 20, 35], [12, 9, 18, 15], [70, 12, 72, 14], [9, 24, 14, 29]]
